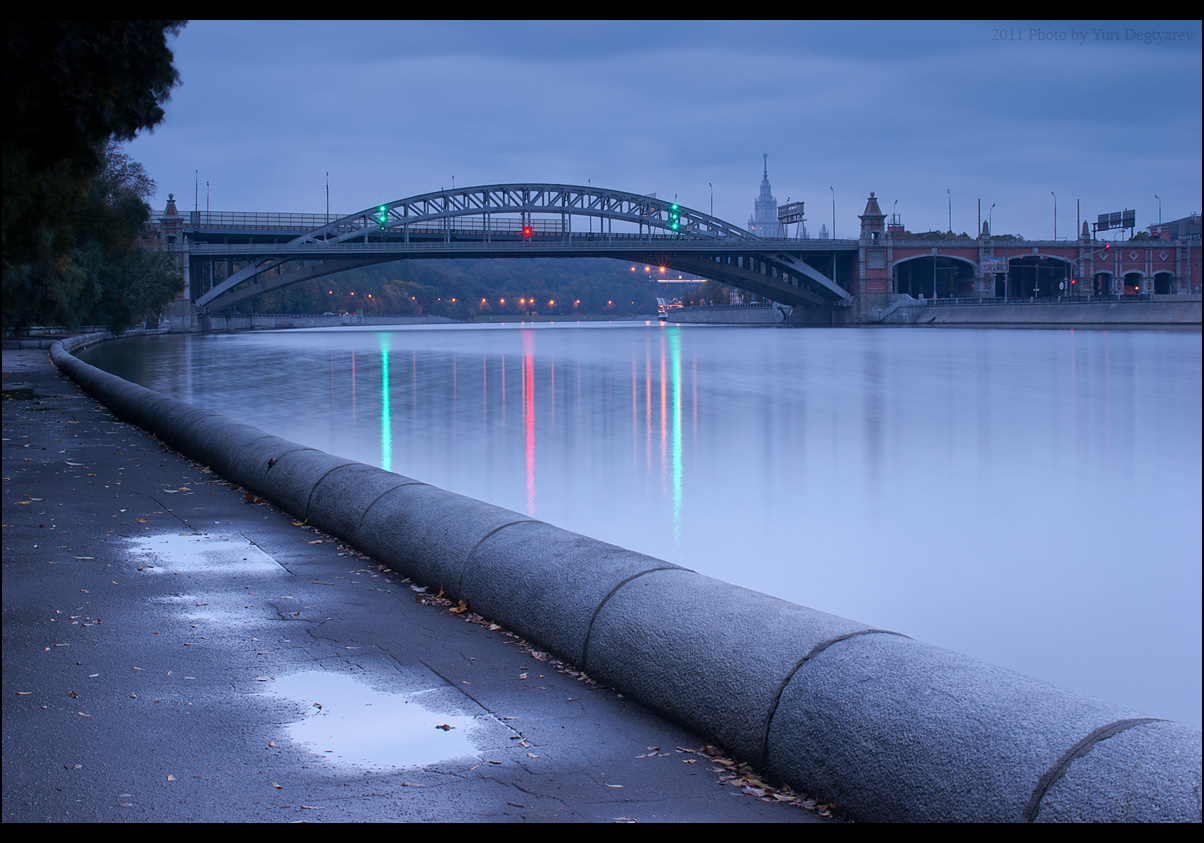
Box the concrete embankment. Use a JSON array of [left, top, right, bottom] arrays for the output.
[[877, 296, 1202, 327], [195, 313, 456, 332], [49, 336, 1202, 822], [665, 305, 785, 325]]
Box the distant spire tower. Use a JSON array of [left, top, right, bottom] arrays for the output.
[[748, 154, 784, 237]]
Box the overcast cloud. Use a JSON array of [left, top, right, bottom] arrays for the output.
[[125, 20, 1202, 240]]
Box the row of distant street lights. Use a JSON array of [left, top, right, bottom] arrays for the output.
[[204, 171, 1167, 242], [853, 189, 1168, 240], [326, 289, 594, 311]]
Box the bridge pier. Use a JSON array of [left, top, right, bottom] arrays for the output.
[[783, 302, 852, 326]]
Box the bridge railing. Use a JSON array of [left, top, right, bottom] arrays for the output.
[[925, 293, 1154, 306], [183, 231, 772, 253], [189, 211, 346, 230]]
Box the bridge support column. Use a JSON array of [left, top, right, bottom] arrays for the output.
[[166, 299, 199, 333]]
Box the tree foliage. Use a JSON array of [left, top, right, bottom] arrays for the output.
[[247, 258, 662, 319], [3, 20, 185, 332]]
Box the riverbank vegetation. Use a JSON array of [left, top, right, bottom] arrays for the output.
[[3, 21, 185, 335], [247, 258, 665, 320]]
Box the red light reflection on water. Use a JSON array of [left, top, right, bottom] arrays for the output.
[[523, 331, 536, 516]]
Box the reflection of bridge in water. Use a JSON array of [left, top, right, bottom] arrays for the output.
[[156, 184, 1200, 321]]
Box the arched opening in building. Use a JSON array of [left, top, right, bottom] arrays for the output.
[[1092, 272, 1114, 296], [893, 256, 976, 299], [1153, 271, 1175, 294], [1123, 271, 1145, 295], [1006, 255, 1075, 298]]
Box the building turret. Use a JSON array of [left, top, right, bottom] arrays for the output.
[[159, 193, 183, 247], [859, 191, 886, 244], [157, 193, 191, 313], [857, 191, 890, 298]]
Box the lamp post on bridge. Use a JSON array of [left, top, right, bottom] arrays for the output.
[[830, 187, 835, 239], [1051, 191, 1057, 241]]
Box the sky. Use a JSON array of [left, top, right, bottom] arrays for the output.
[[125, 20, 1202, 241]]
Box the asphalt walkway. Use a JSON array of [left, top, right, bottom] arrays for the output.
[[2, 343, 833, 822]]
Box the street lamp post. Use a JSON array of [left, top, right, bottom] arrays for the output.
[[830, 187, 835, 239], [933, 249, 938, 300], [947, 188, 951, 234], [988, 203, 1001, 296], [1051, 191, 1057, 241]]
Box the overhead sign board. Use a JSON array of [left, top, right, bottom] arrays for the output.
[[778, 201, 806, 224], [981, 257, 1009, 274], [1097, 210, 1136, 231]]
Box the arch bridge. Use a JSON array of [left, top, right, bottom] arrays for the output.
[[187, 183, 854, 312]]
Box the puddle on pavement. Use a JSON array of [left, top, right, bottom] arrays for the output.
[[128, 532, 284, 576], [2, 388, 39, 400], [268, 671, 482, 769]]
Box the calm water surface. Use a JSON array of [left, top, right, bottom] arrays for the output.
[[84, 323, 1202, 727]]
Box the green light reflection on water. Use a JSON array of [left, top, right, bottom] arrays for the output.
[[669, 328, 683, 547], [379, 333, 391, 473]]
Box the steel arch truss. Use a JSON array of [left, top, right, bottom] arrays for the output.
[[302, 183, 756, 246], [196, 184, 759, 309]]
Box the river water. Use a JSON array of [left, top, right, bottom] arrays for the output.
[[82, 322, 1202, 728]]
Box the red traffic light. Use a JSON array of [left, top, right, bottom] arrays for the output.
[[522, 226, 533, 237]]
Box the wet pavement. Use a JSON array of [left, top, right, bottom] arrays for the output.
[[3, 344, 834, 822]]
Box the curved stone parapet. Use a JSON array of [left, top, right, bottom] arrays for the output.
[[49, 340, 1202, 823]]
